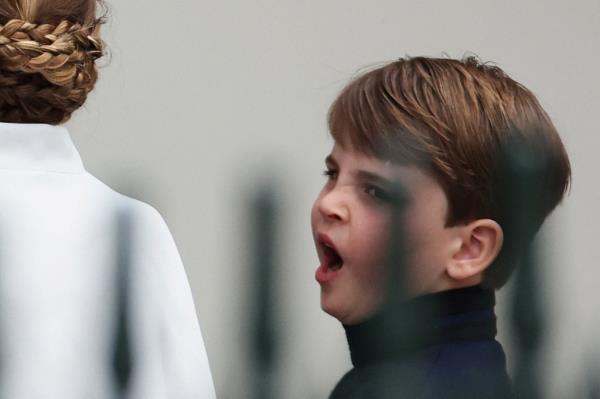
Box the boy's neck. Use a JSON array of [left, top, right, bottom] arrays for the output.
[[343, 285, 497, 368]]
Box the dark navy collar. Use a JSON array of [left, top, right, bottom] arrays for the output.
[[343, 285, 497, 368]]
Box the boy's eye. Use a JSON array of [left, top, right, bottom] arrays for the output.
[[323, 169, 338, 180], [364, 185, 391, 202]]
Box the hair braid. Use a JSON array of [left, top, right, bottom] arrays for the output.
[[0, 18, 104, 124]]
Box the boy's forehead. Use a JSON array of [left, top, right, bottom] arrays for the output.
[[328, 142, 385, 167], [330, 142, 405, 166], [329, 142, 430, 182]]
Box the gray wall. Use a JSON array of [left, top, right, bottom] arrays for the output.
[[67, 0, 600, 397]]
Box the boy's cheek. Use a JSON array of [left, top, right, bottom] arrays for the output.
[[354, 223, 394, 267]]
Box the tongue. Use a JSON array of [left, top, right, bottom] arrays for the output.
[[316, 261, 341, 284], [325, 247, 343, 270], [329, 259, 342, 271]]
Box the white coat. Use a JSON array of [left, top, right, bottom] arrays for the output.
[[0, 122, 216, 398]]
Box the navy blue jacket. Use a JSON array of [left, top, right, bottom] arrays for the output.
[[329, 286, 513, 399]]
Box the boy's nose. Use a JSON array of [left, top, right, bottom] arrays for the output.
[[317, 190, 349, 222]]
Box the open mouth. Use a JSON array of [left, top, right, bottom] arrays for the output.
[[319, 237, 344, 271], [315, 233, 345, 284]]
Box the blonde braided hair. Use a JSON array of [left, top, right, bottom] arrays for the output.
[[0, 17, 105, 124]]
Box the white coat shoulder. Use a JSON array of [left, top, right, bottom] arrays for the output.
[[85, 175, 218, 399]]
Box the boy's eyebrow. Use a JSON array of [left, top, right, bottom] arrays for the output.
[[325, 155, 338, 168], [355, 170, 393, 186]]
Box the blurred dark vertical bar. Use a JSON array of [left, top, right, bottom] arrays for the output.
[[112, 209, 133, 397], [510, 246, 543, 399], [499, 135, 548, 399], [249, 182, 278, 399], [588, 381, 600, 399], [585, 361, 600, 399], [381, 183, 428, 397], [385, 183, 409, 304], [384, 184, 416, 397]]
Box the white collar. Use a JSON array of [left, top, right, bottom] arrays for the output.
[[0, 122, 86, 174]]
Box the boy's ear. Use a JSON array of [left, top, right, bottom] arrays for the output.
[[446, 219, 504, 282]]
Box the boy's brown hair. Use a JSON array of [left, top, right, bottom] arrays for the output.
[[328, 56, 571, 288]]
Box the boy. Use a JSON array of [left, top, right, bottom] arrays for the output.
[[311, 56, 570, 398]]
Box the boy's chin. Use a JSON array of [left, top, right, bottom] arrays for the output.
[[320, 292, 348, 322], [321, 292, 378, 325]]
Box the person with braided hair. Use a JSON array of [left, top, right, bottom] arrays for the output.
[[0, 1, 216, 398], [0, 1, 103, 124]]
